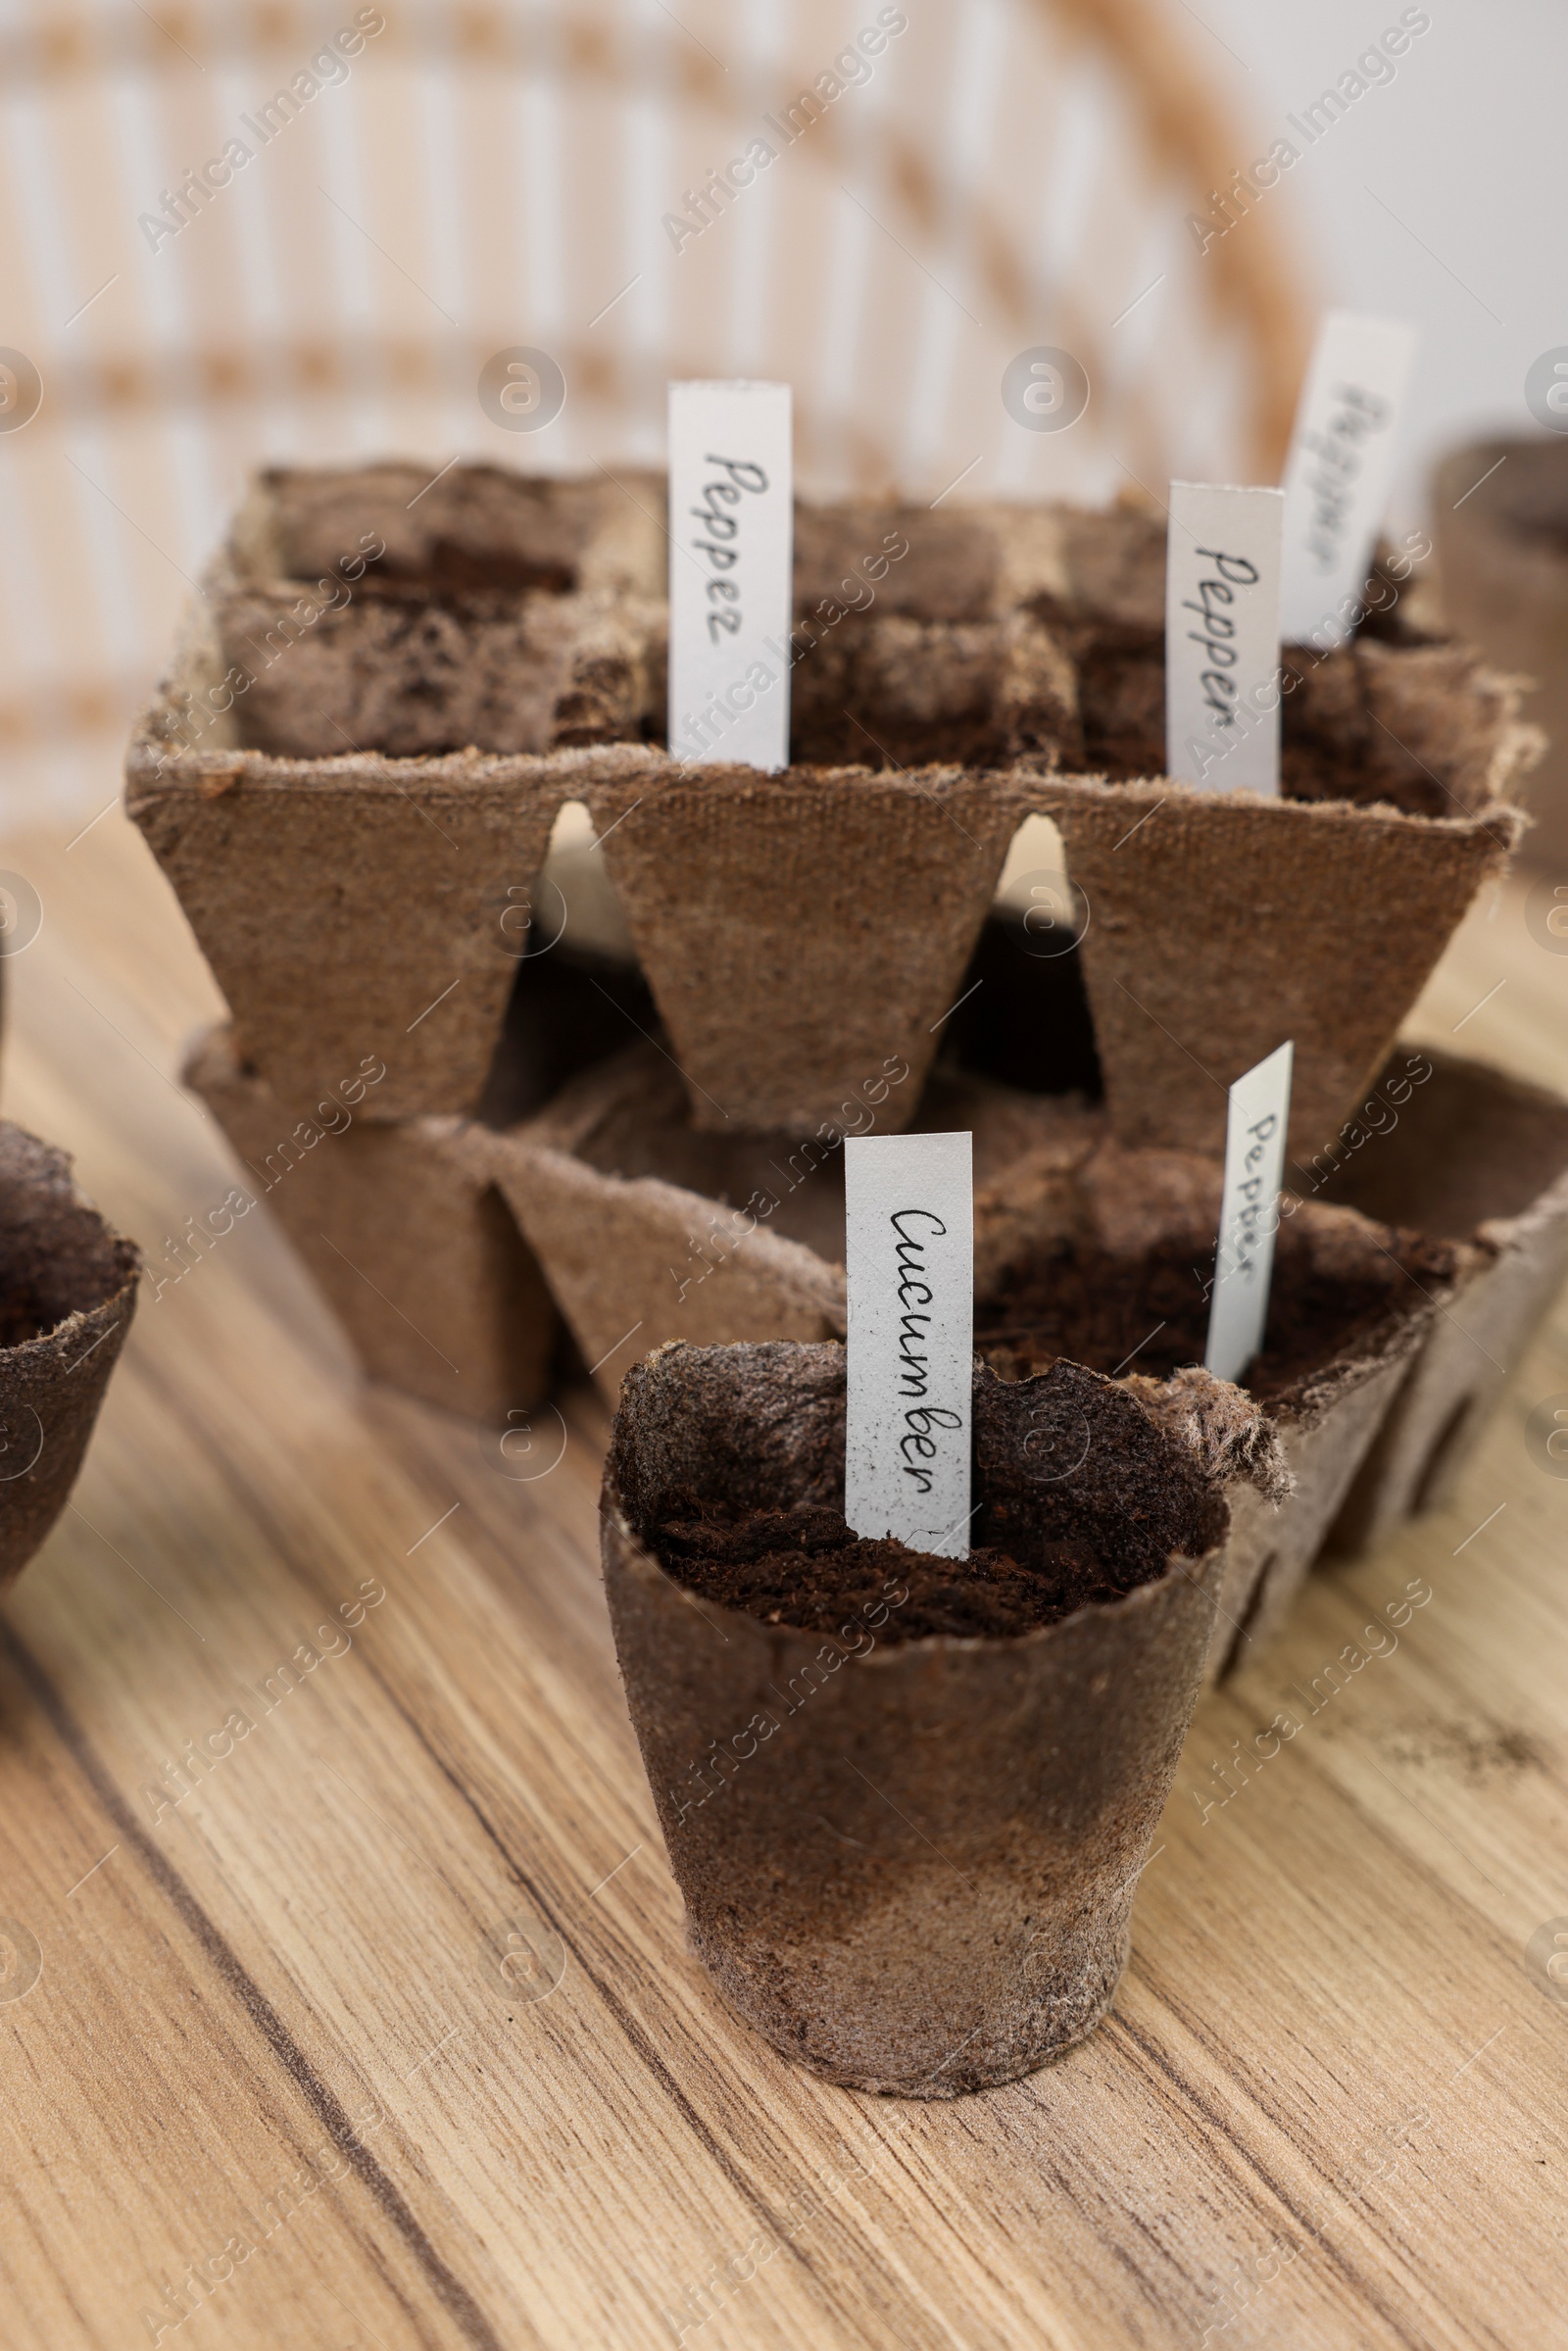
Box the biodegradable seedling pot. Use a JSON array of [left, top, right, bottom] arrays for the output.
[[185, 1024, 556, 1426], [580, 759, 1022, 1137], [971, 1142, 1471, 1680], [1434, 437, 1568, 872], [997, 504, 1537, 1165], [602, 1339, 1282, 2096], [476, 1043, 1103, 1405], [597, 499, 1517, 1141], [1021, 773, 1525, 1167], [126, 710, 666, 1127], [0, 1124, 139, 1594], [586, 498, 1529, 1149], [124, 456, 671, 1123], [1318, 1048, 1568, 1553]]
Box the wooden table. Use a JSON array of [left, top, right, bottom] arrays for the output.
[[2, 807, 1566, 2351]]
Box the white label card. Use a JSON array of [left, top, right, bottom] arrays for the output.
[[1165, 482, 1285, 797], [1279, 311, 1416, 648], [845, 1131, 973, 1559], [666, 379, 793, 771], [1204, 1041, 1295, 1387]]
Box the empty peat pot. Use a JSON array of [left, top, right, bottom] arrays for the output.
[[0, 1123, 139, 1593], [602, 1340, 1279, 2097], [1434, 436, 1568, 870]]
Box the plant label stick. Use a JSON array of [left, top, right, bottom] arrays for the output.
[[845, 1130, 973, 1559], [1279, 311, 1416, 649], [1166, 481, 1285, 797], [1205, 1041, 1295, 1387], [666, 379, 793, 771]]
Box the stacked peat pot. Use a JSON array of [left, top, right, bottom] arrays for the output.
[[127, 462, 672, 1423], [1435, 436, 1568, 873], [126, 462, 1568, 2093]]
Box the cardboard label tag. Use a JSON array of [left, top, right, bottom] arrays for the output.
[[1165, 482, 1285, 796], [1279, 311, 1416, 647], [666, 379, 793, 771], [1205, 1041, 1295, 1387], [844, 1131, 973, 1559]]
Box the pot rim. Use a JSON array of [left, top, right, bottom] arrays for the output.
[[602, 1476, 1222, 1670], [0, 1125, 142, 1363], [0, 1256, 140, 1363]]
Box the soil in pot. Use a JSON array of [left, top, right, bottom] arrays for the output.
[[975, 1214, 1456, 1405], [647, 1492, 1156, 1646]]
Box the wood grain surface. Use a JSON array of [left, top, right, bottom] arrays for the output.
[[1, 807, 1565, 2351]]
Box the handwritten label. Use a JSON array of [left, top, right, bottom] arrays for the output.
[[844, 1131, 973, 1559], [1204, 1041, 1295, 1387], [666, 378, 793, 771], [1280, 312, 1416, 648], [1165, 482, 1285, 796]]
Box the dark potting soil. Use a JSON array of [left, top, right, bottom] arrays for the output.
[[357, 541, 576, 600], [618, 1350, 1225, 1649], [0, 1217, 120, 1345], [973, 1227, 1450, 1402], [1060, 619, 1456, 818], [0, 1290, 52, 1348], [650, 1494, 1133, 1643]]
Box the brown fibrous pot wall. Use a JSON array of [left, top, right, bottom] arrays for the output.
[[602, 1340, 1281, 2095], [0, 1124, 140, 1594]]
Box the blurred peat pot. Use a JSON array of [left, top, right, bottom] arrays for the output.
[[181, 920, 659, 1423], [1435, 437, 1568, 871], [0, 1125, 139, 1594], [601, 1340, 1283, 2096], [1317, 1048, 1568, 1552]]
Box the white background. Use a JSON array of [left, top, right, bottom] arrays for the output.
[[1179, 0, 1565, 531]]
